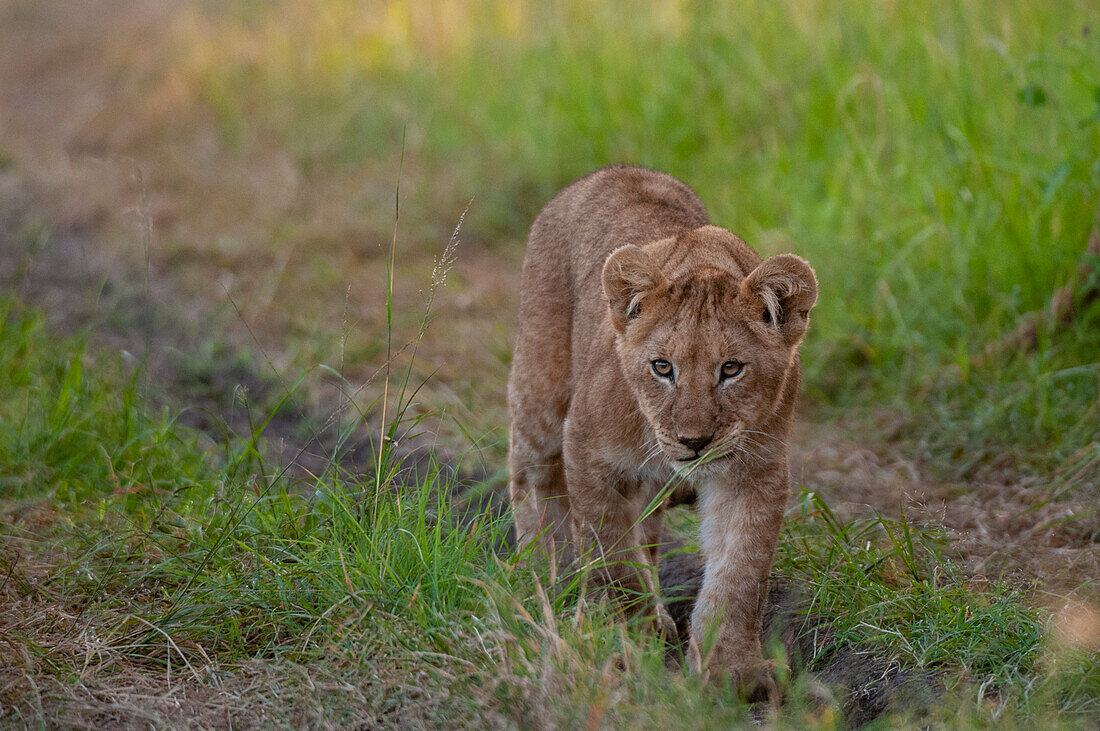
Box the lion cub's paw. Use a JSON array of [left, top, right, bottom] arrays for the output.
[[654, 603, 677, 642], [686, 640, 782, 706], [737, 658, 780, 706]]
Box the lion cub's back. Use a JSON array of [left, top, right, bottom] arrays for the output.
[[524, 166, 710, 300]]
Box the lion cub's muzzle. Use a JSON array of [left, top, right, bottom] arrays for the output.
[[678, 434, 713, 457], [663, 427, 745, 467]]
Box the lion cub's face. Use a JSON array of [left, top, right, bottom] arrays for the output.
[[602, 238, 817, 471]]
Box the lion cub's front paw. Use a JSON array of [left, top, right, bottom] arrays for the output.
[[687, 640, 781, 706], [737, 658, 779, 705]]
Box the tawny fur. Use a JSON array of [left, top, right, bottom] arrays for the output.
[[507, 165, 817, 699]]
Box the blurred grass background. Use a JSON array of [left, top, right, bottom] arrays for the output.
[[175, 0, 1100, 465], [5, 0, 1098, 470]]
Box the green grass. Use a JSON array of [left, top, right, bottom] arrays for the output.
[[2, 294, 1098, 726], [777, 492, 1044, 682], [187, 0, 1100, 474]]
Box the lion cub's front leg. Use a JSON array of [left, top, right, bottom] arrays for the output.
[[689, 469, 788, 701], [564, 439, 674, 636]]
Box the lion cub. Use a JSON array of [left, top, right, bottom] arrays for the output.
[[508, 165, 816, 698]]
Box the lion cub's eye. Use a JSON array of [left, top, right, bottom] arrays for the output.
[[651, 360, 674, 379], [720, 361, 745, 381]]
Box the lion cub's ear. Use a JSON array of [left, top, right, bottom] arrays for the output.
[[741, 254, 818, 347], [602, 245, 669, 334]]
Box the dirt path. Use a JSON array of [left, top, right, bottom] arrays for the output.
[[790, 421, 1100, 601]]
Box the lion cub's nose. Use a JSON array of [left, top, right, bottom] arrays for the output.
[[678, 435, 714, 455]]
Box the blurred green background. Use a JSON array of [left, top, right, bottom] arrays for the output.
[[184, 0, 1100, 464], [3, 0, 1097, 476]]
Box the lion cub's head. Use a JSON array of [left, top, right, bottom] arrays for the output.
[[601, 226, 817, 472]]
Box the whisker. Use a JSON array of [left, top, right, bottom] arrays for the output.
[[707, 441, 751, 470], [639, 440, 663, 470], [738, 433, 782, 458], [714, 438, 766, 469], [725, 447, 751, 470], [734, 442, 759, 465], [740, 445, 773, 461], [738, 436, 771, 455], [741, 429, 789, 448]]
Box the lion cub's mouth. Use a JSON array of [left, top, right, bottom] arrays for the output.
[[674, 453, 731, 465]]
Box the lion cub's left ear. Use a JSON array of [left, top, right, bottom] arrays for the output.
[[602, 245, 669, 333], [741, 254, 818, 347]]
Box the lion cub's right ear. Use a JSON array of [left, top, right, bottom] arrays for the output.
[[602, 245, 669, 334]]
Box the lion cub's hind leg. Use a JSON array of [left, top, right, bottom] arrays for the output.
[[507, 261, 574, 567], [508, 432, 572, 566]]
